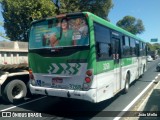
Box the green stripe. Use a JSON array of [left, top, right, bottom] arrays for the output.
[[29, 50, 89, 74], [94, 57, 135, 75]]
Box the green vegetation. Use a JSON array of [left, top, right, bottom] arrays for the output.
[[0, 21, 9, 40], [0, 0, 113, 41], [52, 0, 113, 19], [1, 0, 56, 41], [116, 15, 145, 35], [147, 43, 160, 53]]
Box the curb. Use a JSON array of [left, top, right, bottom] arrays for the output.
[[129, 74, 160, 112], [117, 74, 160, 120]]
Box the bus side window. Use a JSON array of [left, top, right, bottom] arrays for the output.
[[94, 22, 112, 61], [108, 43, 112, 57], [122, 36, 130, 57], [140, 42, 146, 56], [96, 42, 112, 60], [135, 40, 140, 56], [130, 38, 136, 56], [143, 43, 147, 56], [139, 41, 143, 56]]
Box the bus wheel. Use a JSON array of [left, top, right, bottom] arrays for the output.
[[123, 73, 130, 94], [2, 79, 27, 103]]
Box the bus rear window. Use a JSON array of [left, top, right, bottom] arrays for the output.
[[29, 16, 89, 49]]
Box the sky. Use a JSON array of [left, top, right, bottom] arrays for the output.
[[108, 0, 160, 43], [0, 4, 8, 41], [0, 0, 160, 43]]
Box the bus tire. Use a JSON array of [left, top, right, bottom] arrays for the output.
[[2, 79, 27, 103], [123, 73, 130, 94]]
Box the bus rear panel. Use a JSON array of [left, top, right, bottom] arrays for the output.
[[29, 13, 98, 102]]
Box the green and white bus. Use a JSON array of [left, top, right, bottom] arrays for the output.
[[29, 12, 147, 103]]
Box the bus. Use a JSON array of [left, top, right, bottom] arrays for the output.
[[29, 12, 147, 103]]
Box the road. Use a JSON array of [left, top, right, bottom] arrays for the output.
[[0, 59, 160, 120]]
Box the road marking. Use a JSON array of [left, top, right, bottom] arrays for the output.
[[113, 79, 155, 120], [0, 96, 47, 111]]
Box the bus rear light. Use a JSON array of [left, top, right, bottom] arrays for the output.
[[85, 77, 91, 83], [86, 70, 92, 76]]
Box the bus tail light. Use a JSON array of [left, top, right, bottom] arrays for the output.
[[85, 77, 91, 83], [83, 69, 93, 90], [85, 69, 93, 83], [86, 70, 92, 76], [29, 69, 34, 80]]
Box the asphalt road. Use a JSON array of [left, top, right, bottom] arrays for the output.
[[0, 59, 160, 120]]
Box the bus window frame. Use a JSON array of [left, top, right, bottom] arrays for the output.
[[93, 21, 113, 61], [111, 30, 122, 60], [130, 37, 136, 57], [139, 41, 146, 56], [122, 35, 131, 58]]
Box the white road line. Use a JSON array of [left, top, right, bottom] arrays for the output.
[[113, 79, 155, 120], [0, 96, 47, 112]]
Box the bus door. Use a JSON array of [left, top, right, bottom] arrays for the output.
[[112, 37, 121, 92]]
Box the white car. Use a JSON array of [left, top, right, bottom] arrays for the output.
[[147, 55, 153, 62]]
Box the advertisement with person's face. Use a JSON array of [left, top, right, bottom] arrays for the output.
[[29, 17, 89, 49]]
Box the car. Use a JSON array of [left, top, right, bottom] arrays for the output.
[[147, 55, 153, 62]]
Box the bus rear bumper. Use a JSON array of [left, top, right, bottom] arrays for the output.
[[29, 84, 97, 103]]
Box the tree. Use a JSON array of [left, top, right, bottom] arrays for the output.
[[147, 42, 160, 55], [52, 0, 113, 19], [1, 0, 56, 41], [116, 16, 145, 35], [1, 0, 113, 41]]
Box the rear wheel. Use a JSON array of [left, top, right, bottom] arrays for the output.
[[123, 73, 130, 94], [2, 79, 27, 103]]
